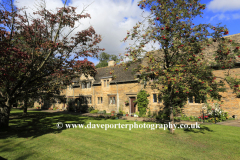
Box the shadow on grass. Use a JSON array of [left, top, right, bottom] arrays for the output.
[[0, 140, 38, 160], [0, 112, 87, 139], [0, 156, 7, 160], [183, 125, 213, 134]]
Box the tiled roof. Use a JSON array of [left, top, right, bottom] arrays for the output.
[[93, 61, 142, 84], [90, 33, 240, 84]]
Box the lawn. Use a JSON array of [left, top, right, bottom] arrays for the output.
[[0, 109, 239, 160]]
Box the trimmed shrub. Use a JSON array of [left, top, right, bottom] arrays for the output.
[[90, 110, 99, 114]]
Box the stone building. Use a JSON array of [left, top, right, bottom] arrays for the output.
[[34, 33, 240, 118]]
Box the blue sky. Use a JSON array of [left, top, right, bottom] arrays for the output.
[[3, 0, 240, 65]]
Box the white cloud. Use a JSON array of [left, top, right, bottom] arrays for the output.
[[210, 14, 218, 21], [208, 0, 240, 12], [13, 0, 159, 62], [210, 13, 240, 21], [232, 13, 240, 19]]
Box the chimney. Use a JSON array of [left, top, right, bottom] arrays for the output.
[[108, 60, 116, 67]]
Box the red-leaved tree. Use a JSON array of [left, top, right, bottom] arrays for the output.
[[0, 0, 104, 128]]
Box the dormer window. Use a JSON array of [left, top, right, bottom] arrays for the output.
[[82, 81, 91, 89], [82, 82, 86, 89], [73, 80, 80, 88], [87, 81, 91, 88], [104, 79, 110, 87]]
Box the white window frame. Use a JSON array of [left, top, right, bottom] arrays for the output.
[[109, 96, 116, 104]]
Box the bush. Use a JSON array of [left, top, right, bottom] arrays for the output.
[[67, 99, 75, 112], [147, 109, 151, 118], [156, 108, 169, 120], [88, 106, 94, 113], [98, 110, 104, 114], [80, 105, 88, 113], [110, 116, 117, 119], [134, 90, 150, 117], [90, 110, 99, 114]]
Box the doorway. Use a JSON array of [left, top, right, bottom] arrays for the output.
[[130, 97, 136, 114]]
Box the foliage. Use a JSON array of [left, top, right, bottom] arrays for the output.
[[147, 109, 151, 118], [88, 106, 94, 113], [110, 115, 117, 119], [111, 111, 115, 114], [175, 114, 200, 122], [95, 52, 120, 68], [90, 110, 99, 114], [119, 110, 123, 114], [117, 0, 240, 132], [203, 102, 229, 122], [133, 90, 149, 117], [156, 108, 169, 120], [97, 110, 106, 114], [225, 76, 240, 98], [79, 105, 89, 113], [67, 99, 75, 112], [0, 0, 105, 128]]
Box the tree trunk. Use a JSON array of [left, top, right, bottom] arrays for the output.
[[0, 100, 12, 129], [23, 97, 28, 116], [170, 106, 175, 134]]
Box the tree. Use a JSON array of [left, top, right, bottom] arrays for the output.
[[119, 0, 240, 133], [0, 0, 105, 129], [95, 52, 120, 68]]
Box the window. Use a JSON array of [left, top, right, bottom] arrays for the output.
[[82, 81, 91, 89], [153, 94, 157, 103], [109, 96, 116, 104], [188, 96, 206, 103], [87, 82, 91, 88], [86, 97, 92, 104], [73, 81, 80, 88], [98, 97, 103, 104], [82, 82, 86, 89], [153, 94, 162, 103], [104, 80, 110, 87], [188, 96, 193, 103]]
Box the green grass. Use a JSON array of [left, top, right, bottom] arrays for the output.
[[0, 109, 240, 160]]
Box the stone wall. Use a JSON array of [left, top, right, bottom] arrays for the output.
[[36, 68, 240, 118], [183, 68, 240, 118]]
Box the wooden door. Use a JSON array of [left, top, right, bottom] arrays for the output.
[[130, 97, 136, 113]]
